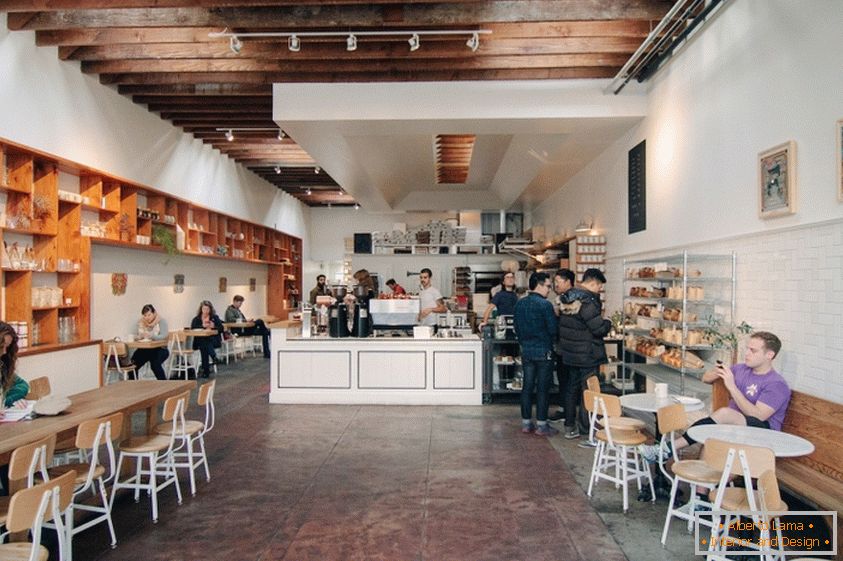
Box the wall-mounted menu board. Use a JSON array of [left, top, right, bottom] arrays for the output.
[[628, 140, 646, 234]]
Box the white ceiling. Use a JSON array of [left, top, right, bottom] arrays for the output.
[[274, 80, 647, 212]]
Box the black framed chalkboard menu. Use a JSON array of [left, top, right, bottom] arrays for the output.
[[628, 140, 646, 234]]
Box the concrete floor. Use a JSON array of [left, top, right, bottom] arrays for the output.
[[66, 358, 823, 560]]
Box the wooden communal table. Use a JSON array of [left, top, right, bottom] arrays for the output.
[[0, 380, 195, 465], [179, 328, 218, 337], [222, 321, 255, 330]]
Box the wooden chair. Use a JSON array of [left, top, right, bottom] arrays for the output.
[[0, 469, 76, 561], [703, 439, 779, 560], [102, 341, 137, 384], [155, 381, 216, 496], [110, 393, 187, 522], [586, 375, 600, 393], [167, 332, 198, 380], [585, 391, 654, 513], [0, 434, 56, 543], [24, 377, 51, 400], [46, 413, 123, 559], [655, 404, 722, 545]]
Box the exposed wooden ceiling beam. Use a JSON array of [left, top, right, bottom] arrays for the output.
[[61, 36, 644, 61], [118, 84, 271, 95], [1, 0, 478, 10], [8, 2, 672, 31], [82, 53, 628, 74], [36, 21, 653, 47], [100, 66, 620, 84]]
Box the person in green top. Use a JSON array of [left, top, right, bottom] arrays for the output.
[[0, 321, 29, 408]]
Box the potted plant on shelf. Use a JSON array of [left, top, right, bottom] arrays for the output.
[[151, 224, 179, 263]]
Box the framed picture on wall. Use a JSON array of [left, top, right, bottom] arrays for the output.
[[758, 141, 797, 219], [837, 119, 843, 202]]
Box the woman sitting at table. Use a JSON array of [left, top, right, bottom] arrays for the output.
[[131, 304, 170, 381], [0, 321, 29, 408], [191, 300, 223, 378]]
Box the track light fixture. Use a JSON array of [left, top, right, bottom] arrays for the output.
[[305, 188, 312, 196], [225, 129, 234, 142], [229, 35, 242, 54], [466, 32, 480, 52], [354, 203, 360, 210], [209, 29, 492, 53], [408, 33, 420, 51], [288, 35, 301, 52], [314, 166, 321, 174], [274, 166, 281, 174], [277, 129, 285, 140]]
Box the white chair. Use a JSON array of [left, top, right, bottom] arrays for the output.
[[585, 390, 655, 513], [250, 334, 264, 356], [655, 404, 721, 546], [155, 380, 215, 496], [102, 341, 137, 384], [704, 439, 782, 561], [218, 333, 238, 364], [46, 413, 123, 560], [110, 393, 187, 523], [0, 469, 75, 561]]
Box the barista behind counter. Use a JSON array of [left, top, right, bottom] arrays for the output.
[[418, 268, 447, 326]]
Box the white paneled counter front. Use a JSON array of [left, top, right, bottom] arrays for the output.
[[269, 327, 482, 405]]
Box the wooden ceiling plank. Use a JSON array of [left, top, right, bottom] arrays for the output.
[[119, 83, 271, 95], [82, 53, 629, 73], [100, 66, 619, 84], [0, 0, 479, 10], [9, 2, 676, 31]]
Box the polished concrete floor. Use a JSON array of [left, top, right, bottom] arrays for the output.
[[70, 358, 709, 561]]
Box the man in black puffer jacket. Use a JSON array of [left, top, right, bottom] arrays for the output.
[[557, 268, 611, 440]]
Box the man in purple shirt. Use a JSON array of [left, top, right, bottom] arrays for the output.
[[640, 331, 791, 462]]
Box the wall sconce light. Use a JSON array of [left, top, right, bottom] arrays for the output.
[[288, 35, 301, 52], [575, 215, 595, 233], [346, 34, 357, 52], [408, 33, 420, 51]]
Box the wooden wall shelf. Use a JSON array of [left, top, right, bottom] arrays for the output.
[[19, 339, 101, 358], [2, 136, 303, 349]]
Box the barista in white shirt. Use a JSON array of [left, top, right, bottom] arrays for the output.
[[418, 268, 447, 326]]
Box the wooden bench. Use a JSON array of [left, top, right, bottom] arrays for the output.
[[778, 391, 843, 559]]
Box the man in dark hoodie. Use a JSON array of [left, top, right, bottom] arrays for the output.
[[557, 268, 611, 440]]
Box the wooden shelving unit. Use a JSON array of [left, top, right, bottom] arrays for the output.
[[1, 136, 303, 353]]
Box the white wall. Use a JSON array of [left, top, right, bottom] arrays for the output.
[[532, 0, 843, 399], [91, 245, 268, 340], [0, 14, 309, 242]]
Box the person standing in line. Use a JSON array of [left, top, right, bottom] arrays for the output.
[[513, 272, 558, 436], [224, 295, 271, 359], [479, 271, 518, 327], [417, 268, 447, 326], [308, 274, 331, 305], [557, 268, 611, 440], [131, 304, 171, 380], [548, 268, 575, 423]]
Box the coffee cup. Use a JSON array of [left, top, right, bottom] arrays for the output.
[[654, 383, 669, 398]]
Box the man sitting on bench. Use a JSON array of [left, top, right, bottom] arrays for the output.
[[639, 331, 791, 463]]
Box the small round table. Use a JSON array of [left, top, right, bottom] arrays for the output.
[[620, 393, 706, 414], [686, 424, 815, 457], [620, 392, 707, 501]]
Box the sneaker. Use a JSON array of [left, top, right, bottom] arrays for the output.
[[535, 424, 559, 437], [521, 422, 536, 434], [548, 410, 565, 422], [563, 427, 581, 440], [577, 439, 598, 448], [638, 441, 672, 464]]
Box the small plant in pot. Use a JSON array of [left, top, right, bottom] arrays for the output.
[[151, 224, 179, 263], [702, 316, 753, 363]]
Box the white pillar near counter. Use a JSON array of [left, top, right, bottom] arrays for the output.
[[269, 326, 482, 405]]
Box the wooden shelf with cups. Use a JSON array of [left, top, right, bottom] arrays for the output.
[[620, 251, 736, 400], [0, 136, 303, 349]]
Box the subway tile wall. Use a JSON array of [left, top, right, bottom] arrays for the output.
[[605, 218, 843, 404]]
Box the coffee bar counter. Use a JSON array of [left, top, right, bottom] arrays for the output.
[[269, 327, 482, 405]]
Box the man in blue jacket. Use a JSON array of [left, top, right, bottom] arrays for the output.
[[514, 272, 558, 436], [557, 268, 611, 440]]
